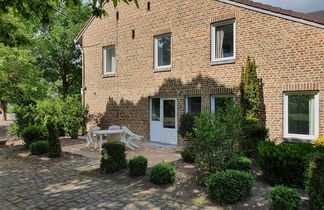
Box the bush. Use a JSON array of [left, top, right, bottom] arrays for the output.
[[240, 120, 268, 158], [305, 153, 324, 209], [257, 141, 322, 187], [314, 135, 324, 147], [100, 141, 127, 173], [128, 156, 148, 176], [178, 113, 195, 139], [181, 147, 195, 163], [189, 102, 242, 173], [226, 156, 252, 172], [206, 170, 254, 204], [21, 125, 48, 148], [270, 185, 302, 210], [30, 141, 49, 155], [150, 163, 176, 185], [46, 118, 62, 158]]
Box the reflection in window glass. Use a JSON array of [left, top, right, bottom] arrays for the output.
[[104, 46, 115, 73], [163, 100, 175, 128], [152, 98, 160, 121], [187, 97, 201, 114], [215, 23, 234, 58], [157, 35, 171, 66]]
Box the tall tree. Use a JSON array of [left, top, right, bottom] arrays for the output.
[[33, 5, 92, 98]]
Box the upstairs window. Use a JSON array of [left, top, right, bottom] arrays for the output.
[[154, 33, 171, 71], [211, 20, 235, 64], [103, 45, 115, 75]]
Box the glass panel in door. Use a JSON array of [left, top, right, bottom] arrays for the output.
[[163, 100, 176, 129]]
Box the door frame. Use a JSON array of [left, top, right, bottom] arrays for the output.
[[150, 97, 178, 145]]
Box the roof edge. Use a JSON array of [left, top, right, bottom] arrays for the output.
[[74, 15, 95, 44], [218, 0, 324, 29]]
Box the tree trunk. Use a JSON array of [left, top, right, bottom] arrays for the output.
[[0, 100, 7, 121]]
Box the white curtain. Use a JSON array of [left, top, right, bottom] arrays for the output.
[[216, 28, 224, 58]]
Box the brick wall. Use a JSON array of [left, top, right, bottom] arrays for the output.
[[81, 0, 324, 143]]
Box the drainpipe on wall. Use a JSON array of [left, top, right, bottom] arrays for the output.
[[77, 43, 86, 108]]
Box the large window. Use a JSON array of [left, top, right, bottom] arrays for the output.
[[154, 33, 171, 71], [211, 95, 235, 113], [186, 96, 202, 114], [103, 45, 115, 75], [211, 20, 235, 64], [284, 91, 319, 140]]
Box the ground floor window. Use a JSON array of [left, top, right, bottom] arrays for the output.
[[284, 91, 319, 140], [186, 96, 202, 114], [211, 95, 235, 113]]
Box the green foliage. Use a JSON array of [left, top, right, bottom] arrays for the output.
[[178, 113, 195, 139], [240, 120, 268, 157], [100, 141, 127, 173], [305, 153, 324, 209], [30, 141, 49, 155], [206, 170, 254, 204], [270, 185, 302, 210], [257, 142, 323, 187], [189, 101, 242, 173], [150, 163, 176, 185], [240, 56, 262, 122], [181, 147, 195, 163], [226, 156, 252, 172], [128, 156, 148, 176], [314, 135, 324, 147], [46, 117, 62, 158], [21, 125, 48, 148]]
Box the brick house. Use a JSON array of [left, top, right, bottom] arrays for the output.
[[75, 0, 324, 145]]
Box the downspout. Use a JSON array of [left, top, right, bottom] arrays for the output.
[[77, 43, 86, 108]]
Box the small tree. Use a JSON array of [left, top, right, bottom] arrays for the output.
[[46, 117, 62, 158], [240, 56, 262, 123]]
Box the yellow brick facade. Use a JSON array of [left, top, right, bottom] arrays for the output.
[[80, 0, 324, 144]]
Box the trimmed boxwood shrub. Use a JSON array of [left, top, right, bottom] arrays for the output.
[[257, 141, 322, 187], [21, 125, 48, 148], [206, 170, 254, 204], [305, 153, 324, 210], [181, 147, 195, 163], [128, 156, 148, 176], [46, 118, 62, 158], [270, 185, 302, 210], [30, 141, 49, 155], [150, 163, 176, 185], [226, 156, 252, 172], [100, 141, 127, 173]]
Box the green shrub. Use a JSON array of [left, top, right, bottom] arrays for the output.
[[181, 147, 195, 163], [128, 156, 148, 176], [257, 141, 322, 187], [100, 141, 127, 173], [189, 102, 242, 173], [178, 113, 195, 139], [30, 141, 49, 155], [270, 185, 302, 210], [206, 170, 254, 204], [46, 118, 62, 158], [240, 120, 268, 158], [305, 153, 324, 209], [21, 125, 48, 148], [150, 163, 176, 185], [226, 156, 252, 172]]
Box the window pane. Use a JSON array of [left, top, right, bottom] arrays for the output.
[[157, 35, 171, 66], [152, 98, 160, 121], [105, 46, 115, 73], [214, 97, 234, 113], [163, 100, 175, 128], [288, 94, 314, 135], [187, 97, 201, 114], [215, 23, 234, 58]]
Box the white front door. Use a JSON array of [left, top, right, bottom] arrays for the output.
[[150, 98, 177, 145]]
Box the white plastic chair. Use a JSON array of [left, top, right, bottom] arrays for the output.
[[86, 127, 100, 147], [121, 126, 143, 150]]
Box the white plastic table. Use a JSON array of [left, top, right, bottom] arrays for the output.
[[92, 129, 125, 151]]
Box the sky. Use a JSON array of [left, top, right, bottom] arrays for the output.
[[252, 0, 324, 13]]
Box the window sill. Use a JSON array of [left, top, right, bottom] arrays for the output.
[[102, 73, 116, 78], [283, 138, 313, 144], [210, 58, 235, 65], [154, 66, 171, 72]]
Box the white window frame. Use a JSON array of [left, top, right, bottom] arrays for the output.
[[283, 91, 319, 140], [210, 94, 236, 112], [103, 45, 116, 76], [154, 33, 172, 72], [185, 96, 202, 113], [211, 19, 236, 65]]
